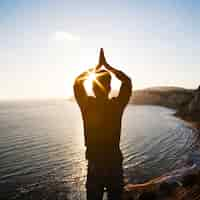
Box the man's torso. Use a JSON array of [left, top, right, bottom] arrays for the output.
[[80, 97, 125, 162]]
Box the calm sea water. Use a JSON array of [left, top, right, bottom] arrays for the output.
[[0, 100, 199, 200]]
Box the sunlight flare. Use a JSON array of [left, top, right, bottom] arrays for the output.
[[84, 70, 106, 94]]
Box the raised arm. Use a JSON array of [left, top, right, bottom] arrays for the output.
[[98, 48, 132, 106], [106, 63, 132, 106]]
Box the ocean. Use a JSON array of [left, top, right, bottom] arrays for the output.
[[0, 100, 199, 199]]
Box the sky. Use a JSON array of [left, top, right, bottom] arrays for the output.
[[0, 0, 200, 100]]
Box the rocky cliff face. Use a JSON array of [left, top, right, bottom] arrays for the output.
[[130, 86, 200, 123], [188, 86, 200, 113], [131, 87, 194, 109], [176, 86, 200, 122]]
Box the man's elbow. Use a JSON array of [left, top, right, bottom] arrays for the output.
[[73, 80, 80, 97], [127, 78, 133, 97], [73, 78, 81, 90], [126, 77, 132, 90], [73, 82, 77, 93]]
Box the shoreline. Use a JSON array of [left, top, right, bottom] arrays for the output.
[[124, 104, 200, 199], [130, 101, 200, 131], [173, 113, 200, 130], [124, 111, 200, 199]]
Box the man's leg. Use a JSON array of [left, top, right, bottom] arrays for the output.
[[107, 186, 123, 200], [86, 186, 104, 200], [106, 162, 124, 200], [86, 161, 104, 200]]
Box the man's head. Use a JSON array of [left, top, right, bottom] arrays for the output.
[[92, 69, 111, 98]]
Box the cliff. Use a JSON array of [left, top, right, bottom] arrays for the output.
[[175, 86, 200, 123], [130, 87, 194, 109], [131, 86, 200, 124]]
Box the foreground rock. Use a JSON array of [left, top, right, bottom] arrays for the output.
[[123, 152, 200, 200]]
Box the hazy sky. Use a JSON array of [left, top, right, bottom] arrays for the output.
[[0, 0, 200, 99]]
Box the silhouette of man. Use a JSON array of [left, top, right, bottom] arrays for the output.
[[74, 48, 132, 200]]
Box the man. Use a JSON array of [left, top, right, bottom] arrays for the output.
[[74, 48, 132, 200]]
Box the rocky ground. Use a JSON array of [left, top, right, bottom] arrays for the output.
[[123, 152, 200, 200]]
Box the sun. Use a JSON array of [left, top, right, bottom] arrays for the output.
[[83, 70, 121, 96], [87, 72, 96, 83]]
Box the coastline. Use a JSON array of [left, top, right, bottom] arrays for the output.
[[130, 86, 200, 133], [124, 103, 200, 200], [124, 113, 200, 200], [173, 113, 200, 131]]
